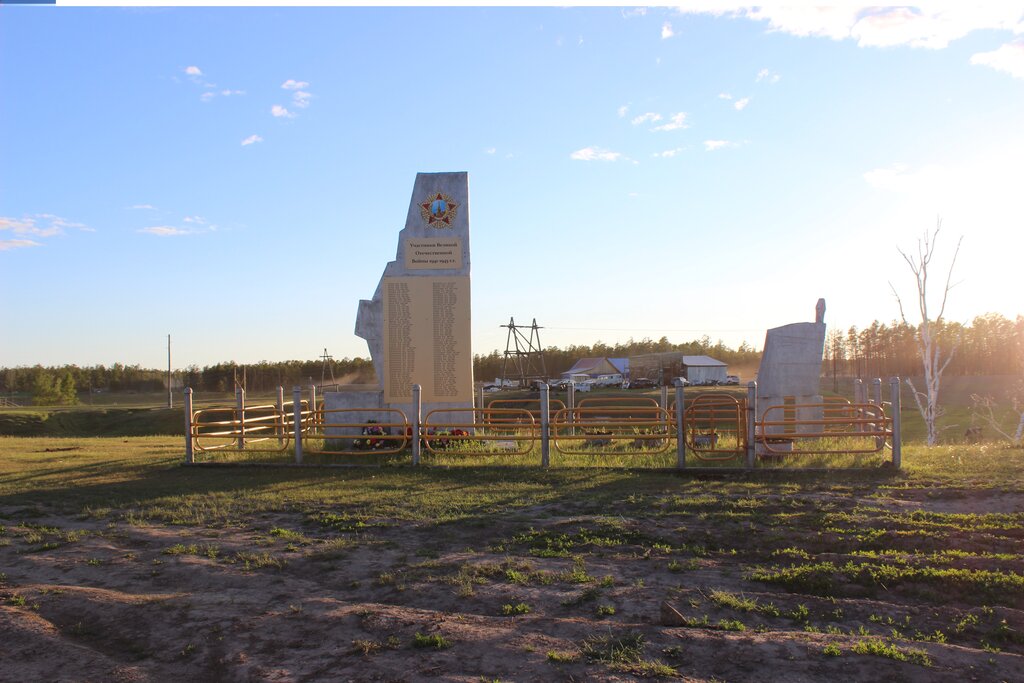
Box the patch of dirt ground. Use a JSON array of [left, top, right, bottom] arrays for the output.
[[2, 485, 1023, 682]]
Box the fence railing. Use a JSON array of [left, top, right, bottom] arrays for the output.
[[183, 377, 902, 469], [758, 402, 892, 456], [303, 407, 410, 456]]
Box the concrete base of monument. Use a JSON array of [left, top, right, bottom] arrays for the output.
[[322, 390, 475, 448], [322, 390, 387, 447], [758, 395, 824, 436]]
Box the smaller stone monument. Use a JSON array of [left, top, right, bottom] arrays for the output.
[[755, 300, 827, 438]]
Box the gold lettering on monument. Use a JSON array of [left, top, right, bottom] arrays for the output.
[[404, 238, 463, 270], [383, 276, 471, 404]]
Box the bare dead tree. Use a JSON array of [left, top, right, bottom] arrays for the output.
[[970, 382, 1024, 447], [889, 219, 963, 446]]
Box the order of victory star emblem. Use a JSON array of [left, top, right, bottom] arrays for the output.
[[419, 192, 458, 228]]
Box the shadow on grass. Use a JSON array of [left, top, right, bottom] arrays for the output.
[[0, 445, 905, 527]]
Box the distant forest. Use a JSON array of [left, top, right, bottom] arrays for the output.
[[824, 313, 1024, 379], [2, 313, 1020, 400]]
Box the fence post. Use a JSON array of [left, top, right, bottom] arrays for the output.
[[183, 387, 194, 464], [567, 381, 575, 433], [674, 380, 686, 469], [309, 385, 318, 431], [660, 385, 669, 412], [540, 382, 551, 467], [412, 384, 422, 466], [236, 386, 245, 450], [292, 387, 303, 464], [872, 378, 882, 407], [476, 384, 484, 412], [276, 386, 285, 447], [746, 381, 757, 469], [890, 377, 902, 469], [853, 379, 864, 433]]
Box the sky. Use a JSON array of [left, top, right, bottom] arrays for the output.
[[1, 4, 1022, 371]]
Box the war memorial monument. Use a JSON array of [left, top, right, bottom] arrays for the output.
[[323, 172, 474, 432]]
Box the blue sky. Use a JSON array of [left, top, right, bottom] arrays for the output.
[[2, 5, 1022, 370]]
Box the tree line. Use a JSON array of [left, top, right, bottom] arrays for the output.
[[0, 357, 377, 399], [3, 312, 1020, 402], [825, 313, 1024, 380]]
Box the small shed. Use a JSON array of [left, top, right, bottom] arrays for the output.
[[629, 352, 730, 384], [561, 357, 625, 381], [680, 355, 728, 384]]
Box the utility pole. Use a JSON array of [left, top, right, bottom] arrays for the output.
[[167, 334, 173, 409], [499, 317, 547, 388], [320, 348, 336, 388]]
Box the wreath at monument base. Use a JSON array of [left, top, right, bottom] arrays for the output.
[[352, 420, 390, 450], [405, 426, 471, 450]]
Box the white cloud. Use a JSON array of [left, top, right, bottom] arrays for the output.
[[704, 139, 736, 151], [0, 214, 89, 239], [863, 163, 916, 191], [676, 6, 1022, 50], [756, 68, 781, 83], [241, 134, 264, 146], [622, 8, 646, 19], [0, 239, 41, 251], [653, 147, 685, 158], [182, 216, 206, 224], [270, 81, 314, 115], [570, 147, 624, 162], [651, 112, 689, 132], [183, 65, 214, 89], [631, 112, 662, 125], [129, 204, 155, 210], [617, 104, 630, 118], [662, 22, 675, 39], [970, 39, 1024, 79], [138, 226, 192, 237], [734, 97, 751, 111], [718, 92, 733, 100], [484, 147, 496, 155], [201, 87, 245, 104]]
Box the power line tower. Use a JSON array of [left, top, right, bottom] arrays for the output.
[[500, 317, 547, 389], [320, 348, 337, 387]]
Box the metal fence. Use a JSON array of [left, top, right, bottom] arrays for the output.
[[183, 378, 902, 469]]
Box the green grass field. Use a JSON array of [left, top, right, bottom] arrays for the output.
[[1, 432, 1022, 680]]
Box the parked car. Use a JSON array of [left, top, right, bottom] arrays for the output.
[[483, 384, 503, 393], [724, 375, 740, 385], [575, 380, 594, 392], [628, 378, 657, 390]]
